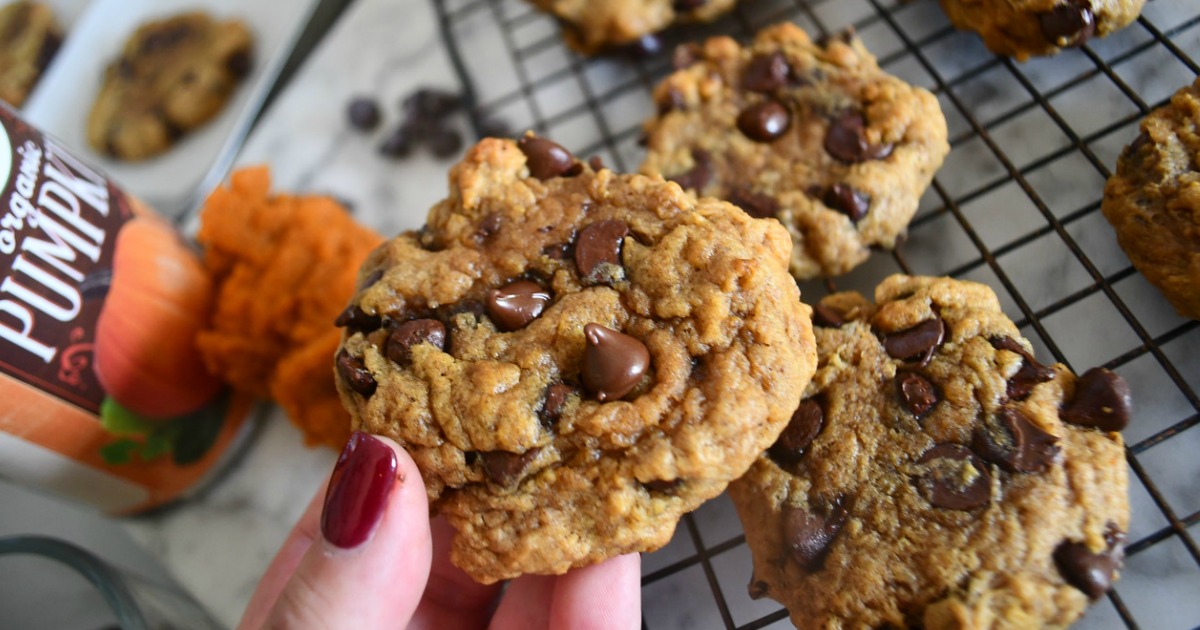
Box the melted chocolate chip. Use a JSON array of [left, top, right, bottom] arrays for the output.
[[783, 498, 849, 569], [336, 350, 376, 397], [974, 407, 1061, 473], [743, 52, 792, 93], [1054, 526, 1126, 599], [1061, 368, 1132, 432], [726, 188, 780, 219], [824, 110, 894, 163], [539, 382, 573, 428], [518, 136, 578, 180], [385, 319, 447, 365], [824, 183, 871, 222], [917, 444, 991, 511], [990, 336, 1057, 400], [643, 478, 682, 493], [486, 280, 553, 332], [812, 303, 846, 328], [737, 100, 792, 143], [475, 212, 503, 242], [574, 220, 630, 285], [897, 371, 939, 418], [1039, 0, 1096, 48], [668, 149, 713, 191], [768, 399, 825, 467], [582, 323, 651, 402], [334, 305, 382, 333], [883, 317, 946, 363], [480, 449, 539, 486]]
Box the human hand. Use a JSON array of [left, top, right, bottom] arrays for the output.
[[238, 432, 642, 629]]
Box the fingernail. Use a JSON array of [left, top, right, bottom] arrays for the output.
[[321, 431, 398, 549]]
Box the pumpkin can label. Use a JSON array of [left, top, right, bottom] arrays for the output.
[[0, 104, 251, 514]]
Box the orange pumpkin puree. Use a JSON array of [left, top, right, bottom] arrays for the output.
[[196, 166, 382, 448]]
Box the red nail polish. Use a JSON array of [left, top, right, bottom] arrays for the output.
[[321, 431, 398, 549]]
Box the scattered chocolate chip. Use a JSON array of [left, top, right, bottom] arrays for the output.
[[974, 407, 1061, 473], [588, 155, 605, 171], [1054, 526, 1126, 599], [658, 87, 687, 114], [334, 305, 383, 333], [542, 242, 572, 260], [336, 350, 376, 397], [518, 136, 578, 180], [726, 188, 780, 219], [769, 399, 825, 466], [743, 52, 792, 93], [475, 213, 503, 242], [897, 371, 939, 418], [737, 100, 792, 143], [1061, 368, 1132, 432], [403, 88, 462, 120], [748, 580, 769, 600], [574, 220, 629, 285], [627, 34, 665, 58], [916, 443, 990, 511], [378, 124, 417, 158], [643, 478, 682, 492], [1039, 0, 1096, 48], [988, 336, 1056, 400], [823, 183, 871, 222], [672, 43, 703, 69], [668, 149, 713, 191], [428, 127, 464, 158], [812, 303, 845, 328], [883, 317, 946, 363], [824, 110, 894, 163], [582, 323, 651, 402], [783, 498, 849, 569], [539, 382, 572, 428], [385, 319, 447, 365], [480, 449, 539, 486], [486, 280, 553, 331]]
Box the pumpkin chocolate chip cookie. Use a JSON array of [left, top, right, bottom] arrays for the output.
[[730, 275, 1131, 629], [939, 0, 1146, 61], [1101, 78, 1200, 320], [334, 134, 817, 583], [640, 23, 949, 280], [87, 11, 253, 161], [528, 0, 739, 55]]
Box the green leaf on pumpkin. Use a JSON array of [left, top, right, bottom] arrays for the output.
[[99, 397, 157, 437], [99, 439, 139, 465]]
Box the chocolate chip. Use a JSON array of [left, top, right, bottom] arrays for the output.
[[518, 136, 578, 180], [1061, 368, 1132, 432], [668, 149, 713, 191], [672, 43, 702, 69], [348, 96, 379, 129], [743, 52, 792, 93], [824, 183, 871, 222], [812, 303, 845, 328], [883, 317, 946, 363], [658, 88, 687, 114], [626, 34, 664, 58], [336, 350, 376, 397], [816, 28, 855, 48], [824, 110, 894, 163], [768, 399, 825, 467], [672, 0, 707, 10], [726, 188, 780, 219], [486, 280, 553, 331], [480, 449, 539, 486], [403, 88, 462, 120], [359, 269, 384, 290], [643, 478, 682, 492], [539, 382, 572, 428], [989, 336, 1056, 400], [974, 407, 1061, 473], [334, 305, 383, 333], [1039, 0, 1096, 48], [897, 371, 939, 418], [476, 213, 503, 242], [429, 127, 464, 158], [379, 125, 416, 158], [1054, 526, 1126, 599], [783, 498, 849, 570], [588, 155, 605, 171], [916, 443, 990, 511], [542, 242, 572, 260], [737, 100, 792, 143], [582, 323, 651, 402], [574, 220, 629, 285], [385, 319, 447, 365]]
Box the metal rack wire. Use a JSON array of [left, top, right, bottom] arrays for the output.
[[432, 0, 1200, 627]]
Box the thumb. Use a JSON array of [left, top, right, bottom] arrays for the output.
[[263, 432, 432, 629]]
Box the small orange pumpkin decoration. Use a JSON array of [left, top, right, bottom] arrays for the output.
[[94, 217, 222, 419]]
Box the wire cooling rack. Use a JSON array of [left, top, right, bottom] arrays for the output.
[[432, 0, 1200, 627]]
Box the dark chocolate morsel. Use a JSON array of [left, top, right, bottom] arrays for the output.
[[334, 305, 383, 333], [974, 407, 1061, 473], [737, 100, 792, 143], [824, 183, 870, 222], [1054, 526, 1126, 600], [336, 350, 376, 397], [768, 399, 825, 466], [486, 280, 553, 331], [883, 318, 946, 362], [1039, 0, 1096, 48], [538, 382, 573, 428], [668, 149, 713, 192], [726, 188, 780, 220], [812, 303, 845, 328], [1061, 368, 1132, 432], [582, 323, 651, 402], [783, 498, 849, 569], [480, 449, 539, 486], [897, 371, 939, 418], [824, 110, 894, 163], [518, 136, 578, 180], [385, 319, 447, 365], [916, 443, 990, 511], [743, 52, 792, 93], [574, 220, 630, 285]]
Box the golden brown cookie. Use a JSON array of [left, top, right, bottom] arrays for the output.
[[334, 134, 816, 583], [528, 0, 738, 55], [731, 275, 1131, 629], [87, 12, 253, 161], [640, 24, 949, 280], [939, 0, 1146, 60], [1101, 78, 1200, 320], [0, 1, 62, 108]]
